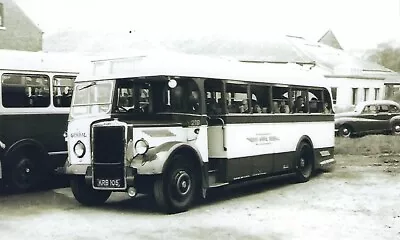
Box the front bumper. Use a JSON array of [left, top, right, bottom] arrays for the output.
[[56, 164, 138, 190], [84, 166, 137, 189]]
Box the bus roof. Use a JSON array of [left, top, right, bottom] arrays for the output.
[[0, 49, 84, 74], [76, 51, 329, 89]]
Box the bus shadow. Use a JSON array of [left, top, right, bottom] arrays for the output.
[[0, 174, 70, 196], [97, 173, 322, 215]]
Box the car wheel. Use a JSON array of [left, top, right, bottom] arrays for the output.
[[338, 125, 352, 138], [392, 122, 400, 135]]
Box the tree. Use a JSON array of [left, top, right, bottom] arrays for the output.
[[366, 41, 400, 72]]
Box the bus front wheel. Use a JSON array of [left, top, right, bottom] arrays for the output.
[[71, 176, 111, 206], [153, 155, 197, 213], [295, 142, 314, 183]]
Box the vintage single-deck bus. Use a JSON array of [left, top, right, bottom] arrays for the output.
[[0, 50, 80, 191], [63, 52, 335, 213]]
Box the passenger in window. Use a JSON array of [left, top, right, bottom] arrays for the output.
[[253, 104, 262, 113], [309, 97, 318, 113], [239, 99, 249, 113], [324, 102, 331, 114], [293, 96, 305, 113], [279, 100, 289, 113]]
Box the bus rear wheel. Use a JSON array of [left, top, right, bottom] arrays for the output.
[[295, 142, 314, 183], [153, 155, 197, 213], [71, 176, 111, 206]]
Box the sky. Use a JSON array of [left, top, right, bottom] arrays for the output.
[[13, 0, 400, 51]]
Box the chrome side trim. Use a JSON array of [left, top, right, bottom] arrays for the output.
[[320, 158, 335, 165], [48, 151, 68, 156]]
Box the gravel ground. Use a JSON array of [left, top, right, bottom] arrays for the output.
[[0, 154, 399, 240]]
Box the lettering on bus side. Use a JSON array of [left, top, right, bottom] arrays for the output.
[[70, 132, 88, 138], [246, 133, 280, 145]]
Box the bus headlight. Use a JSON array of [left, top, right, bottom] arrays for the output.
[[73, 140, 86, 158], [135, 139, 149, 155]]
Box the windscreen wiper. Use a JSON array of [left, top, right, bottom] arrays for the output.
[[78, 81, 97, 91]]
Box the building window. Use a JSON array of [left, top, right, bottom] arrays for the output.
[[331, 87, 337, 104], [352, 88, 358, 105], [374, 88, 380, 100], [364, 88, 369, 101], [0, 3, 4, 27]]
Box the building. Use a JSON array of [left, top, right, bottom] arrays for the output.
[[0, 0, 42, 51], [162, 31, 400, 113], [40, 29, 400, 112], [287, 33, 400, 112], [318, 29, 343, 50]]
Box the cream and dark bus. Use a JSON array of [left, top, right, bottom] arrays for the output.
[[0, 50, 79, 191], [64, 52, 335, 213]]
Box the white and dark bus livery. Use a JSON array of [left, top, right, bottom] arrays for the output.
[[63, 52, 335, 213], [0, 50, 80, 191]]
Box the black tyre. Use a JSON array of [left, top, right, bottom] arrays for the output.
[[391, 122, 400, 135], [71, 176, 111, 206], [153, 155, 198, 213], [295, 142, 314, 183], [6, 150, 45, 192], [338, 125, 352, 138]]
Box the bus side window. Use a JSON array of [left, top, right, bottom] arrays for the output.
[[205, 79, 223, 115], [226, 83, 248, 114], [250, 85, 270, 113], [322, 88, 333, 114], [53, 76, 75, 107], [2, 73, 50, 108]]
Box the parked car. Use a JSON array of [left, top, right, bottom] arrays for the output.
[[335, 100, 400, 137]]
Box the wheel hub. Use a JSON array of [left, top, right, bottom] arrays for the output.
[[300, 158, 305, 168], [175, 171, 191, 196], [395, 125, 400, 132]]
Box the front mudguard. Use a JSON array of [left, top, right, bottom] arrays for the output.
[[129, 141, 203, 175]]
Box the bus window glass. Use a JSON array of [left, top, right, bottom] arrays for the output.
[[226, 83, 248, 114], [53, 76, 75, 107], [323, 88, 333, 114], [205, 79, 223, 115], [71, 80, 114, 116], [292, 88, 308, 113], [115, 81, 150, 113], [2, 73, 50, 108], [113, 77, 200, 115], [272, 86, 290, 114], [250, 85, 270, 113], [308, 89, 324, 113]]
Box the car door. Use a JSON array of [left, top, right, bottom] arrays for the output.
[[358, 104, 381, 133], [376, 104, 392, 131]]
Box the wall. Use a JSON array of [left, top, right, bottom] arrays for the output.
[[329, 77, 385, 112], [0, 0, 42, 51]]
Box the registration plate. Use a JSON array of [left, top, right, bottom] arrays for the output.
[[95, 178, 123, 188]]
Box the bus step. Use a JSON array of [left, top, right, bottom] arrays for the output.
[[209, 182, 229, 188], [208, 171, 228, 188]]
